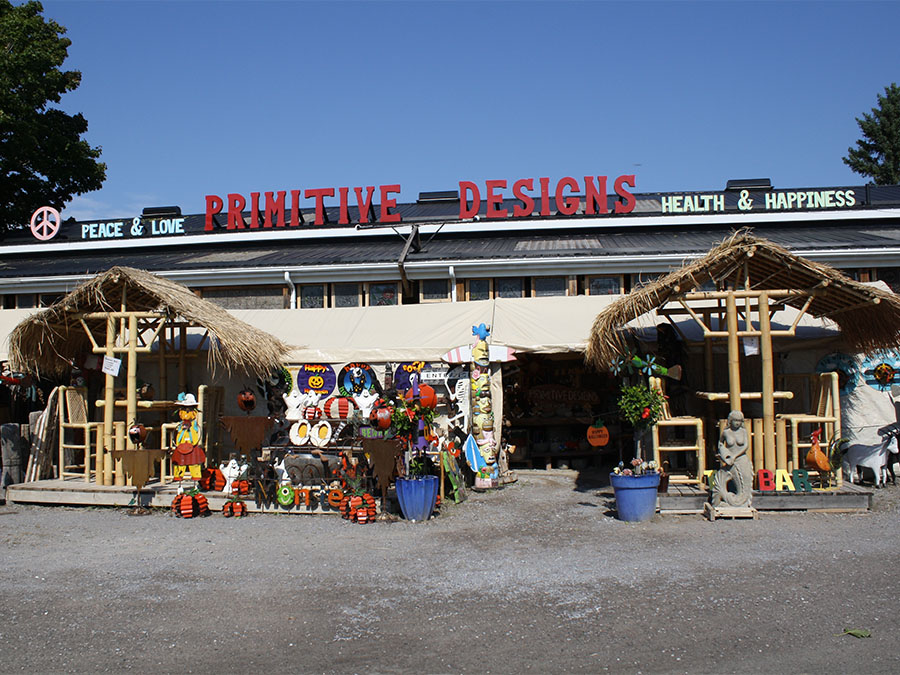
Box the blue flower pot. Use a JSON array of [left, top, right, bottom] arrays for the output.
[[610, 472, 660, 522], [395, 475, 439, 522]]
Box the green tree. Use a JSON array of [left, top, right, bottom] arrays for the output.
[[843, 83, 900, 185], [0, 0, 106, 234]]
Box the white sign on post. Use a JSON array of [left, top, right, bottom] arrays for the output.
[[101, 355, 122, 377]]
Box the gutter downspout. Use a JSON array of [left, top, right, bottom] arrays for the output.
[[284, 271, 296, 309], [449, 265, 457, 301]]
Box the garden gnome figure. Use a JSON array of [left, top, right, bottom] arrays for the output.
[[171, 393, 206, 486], [713, 410, 753, 508]]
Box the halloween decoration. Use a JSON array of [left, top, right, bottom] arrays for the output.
[[199, 466, 226, 491], [405, 383, 437, 409], [323, 396, 356, 420], [171, 393, 206, 483], [171, 488, 210, 518], [127, 421, 148, 446], [370, 405, 393, 430], [586, 420, 610, 447], [289, 420, 310, 446], [222, 499, 247, 517], [295, 363, 337, 397], [219, 416, 275, 454], [309, 420, 333, 448], [237, 387, 257, 412]]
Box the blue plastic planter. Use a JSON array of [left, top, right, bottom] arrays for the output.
[[610, 472, 660, 522], [395, 475, 439, 522]]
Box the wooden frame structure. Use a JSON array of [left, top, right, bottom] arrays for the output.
[[8, 267, 291, 486], [586, 231, 900, 478]]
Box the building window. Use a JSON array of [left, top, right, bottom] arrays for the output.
[[467, 279, 492, 301], [201, 286, 285, 309], [421, 279, 449, 303], [368, 282, 399, 306], [15, 294, 36, 309], [587, 276, 622, 295], [39, 293, 64, 307], [332, 282, 361, 308], [299, 284, 325, 309], [533, 276, 566, 297], [876, 267, 900, 293], [496, 277, 525, 298]]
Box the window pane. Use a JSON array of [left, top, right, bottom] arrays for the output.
[[422, 279, 448, 301], [333, 283, 360, 307], [533, 277, 566, 297], [202, 287, 284, 309], [589, 277, 620, 295], [468, 279, 491, 301], [300, 285, 325, 309], [369, 282, 398, 306], [496, 277, 523, 298]]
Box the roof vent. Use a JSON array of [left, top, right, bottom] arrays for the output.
[[142, 206, 182, 217], [417, 190, 459, 203], [725, 179, 772, 191]]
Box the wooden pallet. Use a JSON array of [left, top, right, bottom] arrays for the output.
[[703, 502, 758, 520]]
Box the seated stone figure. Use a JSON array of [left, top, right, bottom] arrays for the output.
[[713, 410, 754, 508]]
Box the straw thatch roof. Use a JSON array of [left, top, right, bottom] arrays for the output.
[[586, 231, 900, 369], [8, 266, 292, 377]]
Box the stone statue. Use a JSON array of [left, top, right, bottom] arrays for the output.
[[713, 410, 753, 508]]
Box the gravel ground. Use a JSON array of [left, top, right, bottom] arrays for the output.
[[1, 471, 899, 674]]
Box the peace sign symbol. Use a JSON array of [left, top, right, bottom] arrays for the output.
[[30, 206, 61, 241]]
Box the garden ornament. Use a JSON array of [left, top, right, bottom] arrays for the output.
[[712, 410, 753, 508]]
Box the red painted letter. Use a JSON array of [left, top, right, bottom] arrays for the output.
[[227, 193, 246, 229], [512, 178, 534, 217], [290, 189, 302, 227], [338, 187, 350, 225], [584, 176, 608, 215], [305, 188, 334, 225], [459, 181, 480, 219], [264, 191, 286, 228], [613, 174, 636, 214], [379, 185, 401, 223], [485, 180, 508, 219], [539, 177, 551, 216], [250, 192, 261, 228], [555, 176, 580, 215], [355, 186, 376, 224], [757, 469, 775, 491], [205, 194, 223, 231]]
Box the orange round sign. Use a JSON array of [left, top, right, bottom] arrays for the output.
[[586, 424, 610, 447]]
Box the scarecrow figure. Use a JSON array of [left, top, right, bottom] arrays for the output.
[[171, 392, 206, 484]]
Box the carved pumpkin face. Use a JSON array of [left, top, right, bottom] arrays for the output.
[[237, 388, 256, 412]]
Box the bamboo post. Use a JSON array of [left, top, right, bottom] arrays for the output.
[[752, 418, 764, 474], [725, 292, 742, 412], [178, 324, 187, 394], [114, 421, 125, 486], [126, 313, 138, 450], [102, 315, 115, 486], [775, 418, 787, 472], [758, 291, 776, 471]]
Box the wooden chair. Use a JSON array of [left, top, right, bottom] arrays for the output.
[[58, 386, 100, 482], [649, 376, 705, 484], [776, 371, 841, 473]]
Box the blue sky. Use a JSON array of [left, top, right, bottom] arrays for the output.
[[34, 0, 900, 222]]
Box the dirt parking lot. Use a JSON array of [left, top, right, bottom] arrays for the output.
[[1, 471, 899, 674]]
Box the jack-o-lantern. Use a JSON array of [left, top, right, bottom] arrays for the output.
[[370, 406, 393, 430], [237, 387, 256, 412], [127, 422, 148, 446], [404, 384, 437, 409]]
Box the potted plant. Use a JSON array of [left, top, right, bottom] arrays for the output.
[[611, 381, 667, 521], [391, 393, 439, 522], [610, 458, 662, 522]]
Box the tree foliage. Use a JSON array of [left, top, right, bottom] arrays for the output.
[[0, 0, 106, 233], [843, 83, 900, 185]]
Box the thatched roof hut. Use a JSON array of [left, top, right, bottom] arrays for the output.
[[8, 266, 291, 377], [586, 231, 900, 369]]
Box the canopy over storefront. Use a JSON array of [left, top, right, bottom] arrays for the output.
[[231, 295, 633, 364]]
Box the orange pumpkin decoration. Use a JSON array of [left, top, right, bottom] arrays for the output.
[[404, 384, 437, 409], [370, 406, 393, 430], [223, 500, 247, 517], [199, 467, 226, 491], [586, 424, 610, 448], [127, 422, 148, 446], [171, 492, 210, 518], [237, 387, 256, 412]]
